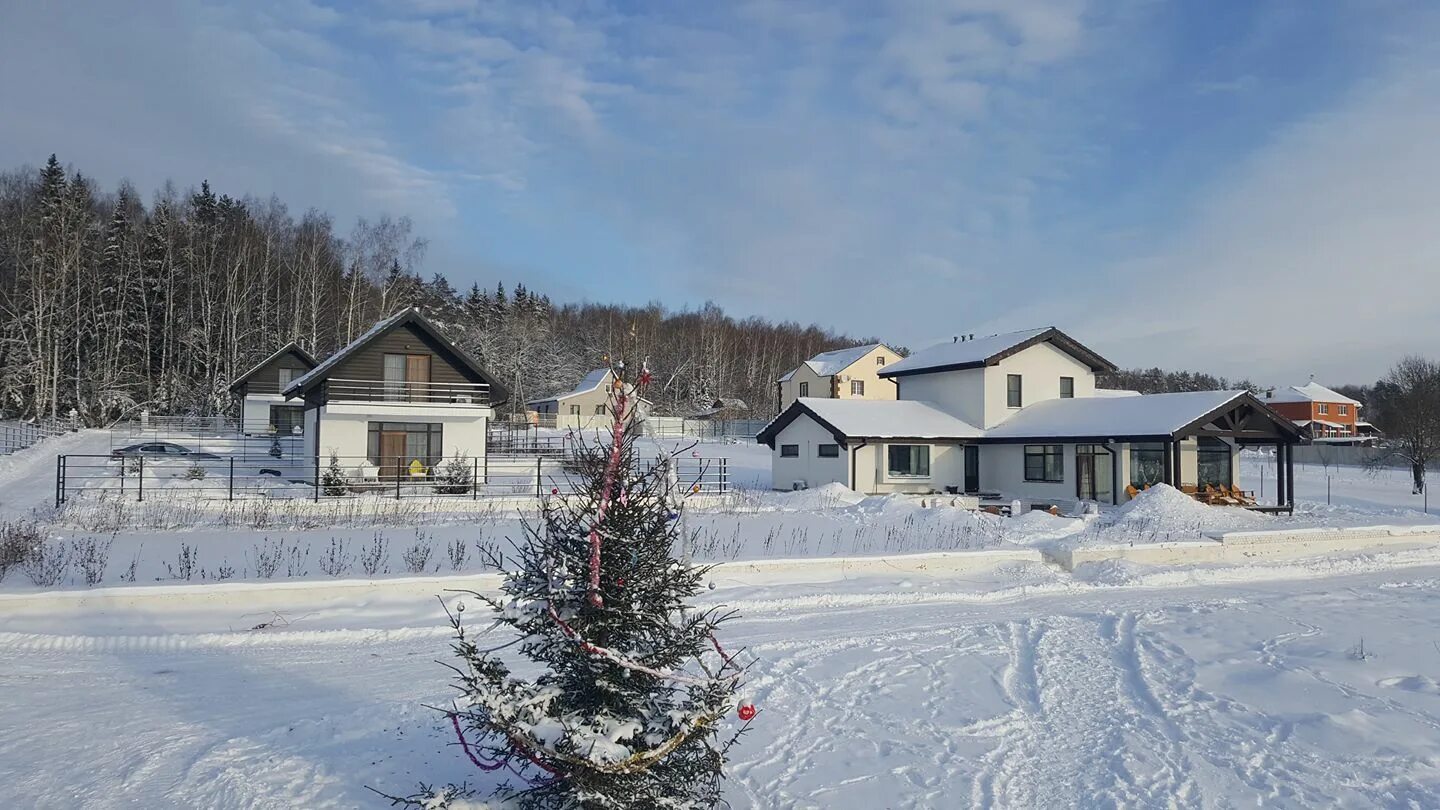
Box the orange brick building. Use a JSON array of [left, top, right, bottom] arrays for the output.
[[1263, 381, 1378, 444]]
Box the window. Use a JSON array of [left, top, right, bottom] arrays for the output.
[[367, 422, 443, 471], [799, 382, 809, 397], [1060, 376, 1074, 399], [277, 367, 296, 388], [887, 445, 930, 477], [1007, 374, 1023, 408], [780, 444, 799, 457], [1338, 404, 1349, 415], [1024, 445, 1064, 482], [594, 404, 607, 415], [569, 404, 581, 415], [1130, 442, 1166, 488], [1318, 403, 1329, 415], [876, 356, 886, 366], [382, 353, 431, 402], [818, 444, 840, 458], [1197, 438, 1232, 488], [269, 405, 303, 435], [850, 380, 865, 396]]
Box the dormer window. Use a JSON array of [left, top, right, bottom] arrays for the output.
[[1007, 374, 1023, 408]]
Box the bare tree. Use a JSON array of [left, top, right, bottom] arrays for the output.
[[1366, 356, 1440, 494]]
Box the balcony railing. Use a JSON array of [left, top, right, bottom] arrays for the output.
[[324, 378, 491, 406]]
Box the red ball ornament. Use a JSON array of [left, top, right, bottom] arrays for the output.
[[551, 487, 559, 495], [737, 701, 757, 721]]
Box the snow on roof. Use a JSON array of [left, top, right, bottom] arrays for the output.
[[984, 390, 1246, 440], [877, 328, 1051, 377], [796, 397, 982, 440], [1094, 388, 1141, 398], [803, 344, 885, 377], [230, 341, 315, 392], [1266, 382, 1361, 406], [284, 308, 415, 397], [527, 369, 611, 404]]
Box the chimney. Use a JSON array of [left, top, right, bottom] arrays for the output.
[[953, 335, 960, 343], [969, 333, 975, 341]]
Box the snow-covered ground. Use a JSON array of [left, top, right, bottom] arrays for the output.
[[6, 555, 1440, 807]]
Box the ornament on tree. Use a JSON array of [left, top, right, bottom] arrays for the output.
[[737, 700, 757, 722]]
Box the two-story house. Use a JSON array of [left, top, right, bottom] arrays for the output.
[[776, 344, 902, 413], [229, 342, 318, 435], [526, 368, 651, 429], [282, 307, 508, 481], [758, 327, 1301, 511], [1264, 381, 1379, 445]]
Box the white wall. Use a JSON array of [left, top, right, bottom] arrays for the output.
[[895, 367, 986, 427], [770, 416, 850, 490], [859, 441, 967, 494], [980, 443, 1077, 505], [982, 342, 1096, 428], [315, 408, 491, 462]]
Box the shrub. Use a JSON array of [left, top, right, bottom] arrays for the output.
[[184, 462, 207, 481], [317, 537, 353, 577], [360, 532, 390, 577], [0, 521, 43, 583], [71, 536, 114, 586], [22, 539, 70, 587], [321, 452, 349, 496], [433, 454, 473, 495]]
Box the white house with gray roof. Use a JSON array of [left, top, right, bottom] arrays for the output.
[[776, 343, 902, 414], [759, 327, 1302, 512]]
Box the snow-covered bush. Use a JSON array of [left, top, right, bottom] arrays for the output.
[[0, 521, 44, 583], [434, 453, 474, 495], [321, 452, 349, 496], [70, 536, 113, 586], [22, 538, 69, 587]]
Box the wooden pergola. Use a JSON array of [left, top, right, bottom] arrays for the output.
[[1171, 394, 1302, 514]]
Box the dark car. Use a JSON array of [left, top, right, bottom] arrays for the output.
[[110, 442, 220, 461]]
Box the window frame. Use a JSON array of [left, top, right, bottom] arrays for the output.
[[1196, 437, 1233, 489], [1023, 444, 1064, 483], [817, 444, 840, 458], [1007, 374, 1023, 408], [886, 444, 931, 478], [876, 356, 886, 366], [780, 444, 799, 458], [1129, 442, 1166, 488], [798, 381, 809, 398], [1318, 402, 1329, 415], [850, 379, 865, 396], [594, 404, 607, 415], [1059, 376, 1074, 399]]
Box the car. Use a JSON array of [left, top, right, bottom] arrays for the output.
[[109, 442, 221, 461]]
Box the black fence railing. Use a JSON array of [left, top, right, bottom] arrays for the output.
[[55, 453, 728, 506], [323, 378, 491, 406]]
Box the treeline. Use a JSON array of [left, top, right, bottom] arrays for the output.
[[1098, 367, 1261, 395], [0, 156, 872, 422]]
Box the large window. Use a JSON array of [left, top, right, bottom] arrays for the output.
[[799, 382, 809, 397], [277, 367, 296, 389], [269, 405, 303, 435], [850, 380, 865, 396], [887, 445, 930, 477], [1130, 442, 1166, 488], [818, 444, 840, 458], [367, 422, 443, 471], [780, 444, 799, 457], [382, 353, 432, 402], [1007, 374, 1023, 408], [1024, 445, 1064, 482], [1197, 437, 1233, 488], [1060, 377, 1074, 399]]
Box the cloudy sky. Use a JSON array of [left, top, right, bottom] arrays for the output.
[[3, 0, 1438, 385]]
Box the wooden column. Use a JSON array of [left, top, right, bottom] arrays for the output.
[[1275, 443, 1287, 509], [1285, 442, 1295, 510]]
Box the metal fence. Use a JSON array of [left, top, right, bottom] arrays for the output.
[[640, 417, 766, 440], [1, 416, 75, 455], [110, 419, 304, 462], [55, 452, 728, 506]]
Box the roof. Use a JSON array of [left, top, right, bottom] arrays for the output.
[[526, 369, 612, 405], [757, 398, 981, 446], [983, 390, 1265, 441], [1295, 419, 1347, 429], [1094, 388, 1141, 398], [877, 327, 1116, 378], [283, 307, 508, 402], [229, 342, 317, 392], [778, 343, 892, 382], [1266, 382, 1361, 406]]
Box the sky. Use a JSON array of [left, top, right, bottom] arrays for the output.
[[2, 0, 1438, 386]]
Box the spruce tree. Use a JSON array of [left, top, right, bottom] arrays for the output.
[[388, 359, 752, 809]]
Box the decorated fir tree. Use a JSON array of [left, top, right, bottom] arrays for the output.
[[390, 358, 752, 809]]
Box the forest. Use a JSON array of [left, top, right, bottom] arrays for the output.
[[0, 156, 877, 422]]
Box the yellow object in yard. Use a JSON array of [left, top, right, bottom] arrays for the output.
[[408, 458, 426, 477]]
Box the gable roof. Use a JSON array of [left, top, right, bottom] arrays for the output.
[[229, 342, 317, 393], [757, 398, 981, 447], [778, 343, 892, 382], [1266, 381, 1361, 407], [282, 307, 508, 402], [982, 390, 1300, 442], [878, 327, 1116, 379], [526, 369, 612, 405]]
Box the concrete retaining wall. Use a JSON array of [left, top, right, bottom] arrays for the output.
[[1046, 524, 1440, 571]]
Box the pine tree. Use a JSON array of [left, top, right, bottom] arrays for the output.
[[387, 361, 752, 808]]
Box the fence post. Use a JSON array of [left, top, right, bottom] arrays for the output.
[[229, 457, 235, 501], [138, 454, 144, 503], [483, 451, 489, 485], [536, 456, 542, 498], [397, 458, 403, 500], [55, 454, 62, 509], [721, 457, 728, 493], [472, 457, 478, 500]]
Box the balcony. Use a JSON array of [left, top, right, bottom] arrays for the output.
[[323, 378, 492, 407]]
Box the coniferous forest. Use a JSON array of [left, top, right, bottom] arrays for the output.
[[0, 156, 879, 422]]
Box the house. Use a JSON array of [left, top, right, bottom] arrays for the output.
[[776, 344, 902, 413], [1264, 380, 1380, 445], [229, 342, 317, 435], [526, 368, 649, 429], [690, 397, 749, 421], [758, 327, 1301, 511], [282, 307, 508, 480]]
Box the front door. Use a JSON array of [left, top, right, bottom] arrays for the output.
[[379, 431, 406, 478], [964, 445, 980, 493]]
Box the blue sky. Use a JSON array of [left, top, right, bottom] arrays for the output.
[[3, 0, 1438, 384]]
